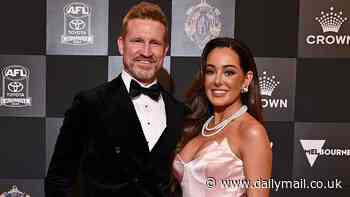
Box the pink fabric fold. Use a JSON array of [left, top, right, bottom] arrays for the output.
[[173, 138, 247, 197]]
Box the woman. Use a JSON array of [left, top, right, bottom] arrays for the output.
[[173, 37, 272, 197]]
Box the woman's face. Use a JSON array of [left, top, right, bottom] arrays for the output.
[[204, 47, 250, 110]]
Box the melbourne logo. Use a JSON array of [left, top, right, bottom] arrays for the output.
[[306, 6, 349, 45], [258, 71, 287, 109], [0, 65, 31, 107], [61, 2, 93, 45], [184, 0, 222, 49], [0, 185, 31, 197], [300, 139, 350, 167]]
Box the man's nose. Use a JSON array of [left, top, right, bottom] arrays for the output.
[[140, 43, 152, 57]]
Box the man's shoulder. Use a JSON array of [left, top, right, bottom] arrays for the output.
[[75, 77, 122, 104], [160, 88, 181, 105], [161, 89, 191, 116]]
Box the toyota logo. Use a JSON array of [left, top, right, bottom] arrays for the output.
[[8, 82, 24, 93], [69, 19, 86, 30]]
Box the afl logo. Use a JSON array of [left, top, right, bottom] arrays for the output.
[[185, 0, 222, 49], [64, 2, 91, 18], [61, 2, 94, 45], [3, 65, 29, 81], [1, 65, 31, 107]]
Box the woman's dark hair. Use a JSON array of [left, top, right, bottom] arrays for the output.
[[178, 37, 264, 149]]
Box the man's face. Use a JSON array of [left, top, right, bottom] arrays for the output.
[[117, 19, 168, 85]]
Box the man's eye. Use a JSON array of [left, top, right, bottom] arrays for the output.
[[151, 42, 161, 46], [131, 39, 143, 43]]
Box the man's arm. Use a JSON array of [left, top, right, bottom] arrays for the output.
[[45, 93, 89, 197]]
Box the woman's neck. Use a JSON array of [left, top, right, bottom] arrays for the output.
[[212, 102, 243, 125]]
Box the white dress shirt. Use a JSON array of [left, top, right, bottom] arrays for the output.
[[121, 70, 167, 151]]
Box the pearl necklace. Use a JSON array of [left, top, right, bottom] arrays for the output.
[[201, 105, 248, 137]]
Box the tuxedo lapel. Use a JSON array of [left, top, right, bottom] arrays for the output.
[[101, 75, 182, 155], [101, 75, 149, 153]]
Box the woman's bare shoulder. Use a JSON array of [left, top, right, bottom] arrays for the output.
[[239, 114, 268, 143]]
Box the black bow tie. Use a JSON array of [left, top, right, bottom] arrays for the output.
[[129, 79, 161, 100]]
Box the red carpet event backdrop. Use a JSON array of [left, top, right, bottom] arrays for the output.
[[0, 0, 350, 196]]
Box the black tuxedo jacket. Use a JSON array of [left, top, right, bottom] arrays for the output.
[[45, 75, 186, 197]]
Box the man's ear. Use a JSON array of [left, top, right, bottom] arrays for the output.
[[117, 36, 124, 55], [164, 45, 169, 56], [164, 45, 169, 55]]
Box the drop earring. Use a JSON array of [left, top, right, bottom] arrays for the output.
[[240, 86, 248, 93]]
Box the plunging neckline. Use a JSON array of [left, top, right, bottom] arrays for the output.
[[176, 138, 242, 166], [173, 138, 247, 197]]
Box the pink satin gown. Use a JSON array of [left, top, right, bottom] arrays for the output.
[[173, 138, 247, 197]]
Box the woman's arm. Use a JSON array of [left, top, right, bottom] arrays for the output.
[[240, 122, 272, 197]]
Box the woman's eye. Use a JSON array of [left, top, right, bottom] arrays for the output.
[[205, 70, 214, 75], [224, 70, 235, 76]]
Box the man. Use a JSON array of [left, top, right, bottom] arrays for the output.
[[45, 2, 186, 196]]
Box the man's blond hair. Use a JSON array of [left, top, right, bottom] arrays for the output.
[[121, 1, 168, 42]]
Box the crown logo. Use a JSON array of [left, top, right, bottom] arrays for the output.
[[259, 71, 280, 96], [315, 6, 348, 33]]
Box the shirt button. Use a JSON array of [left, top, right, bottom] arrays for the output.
[[115, 146, 121, 154], [147, 122, 150, 125]]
